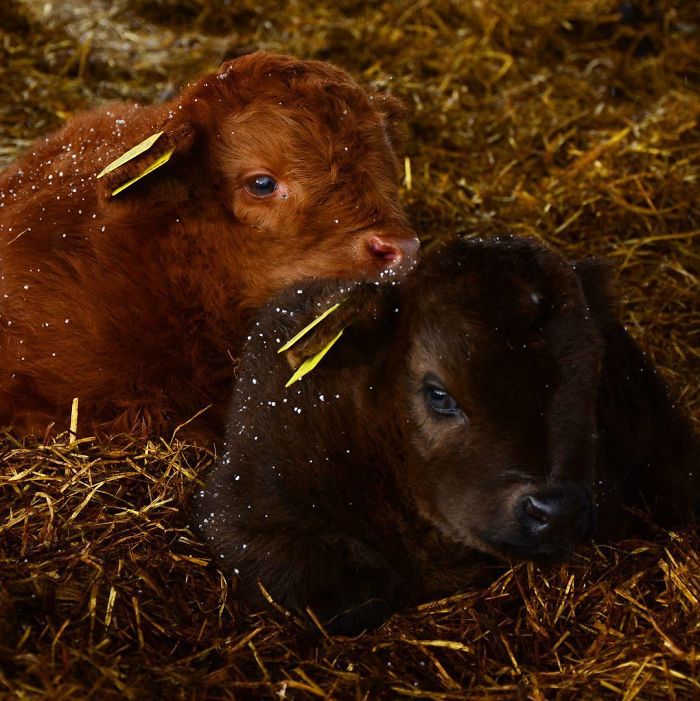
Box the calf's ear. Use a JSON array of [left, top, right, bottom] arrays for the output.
[[375, 91, 408, 154], [572, 257, 618, 324], [573, 256, 699, 527], [282, 283, 391, 372], [96, 56, 256, 202], [96, 120, 199, 201]]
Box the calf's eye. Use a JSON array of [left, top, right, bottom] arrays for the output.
[[245, 174, 278, 197], [426, 386, 462, 418]]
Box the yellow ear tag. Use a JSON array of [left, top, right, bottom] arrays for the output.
[[285, 328, 344, 388], [111, 148, 175, 196], [97, 131, 164, 178], [277, 301, 342, 353]]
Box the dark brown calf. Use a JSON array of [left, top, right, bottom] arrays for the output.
[[0, 51, 418, 440], [193, 235, 698, 634]]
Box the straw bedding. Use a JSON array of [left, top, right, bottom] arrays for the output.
[[1, 1, 698, 698]]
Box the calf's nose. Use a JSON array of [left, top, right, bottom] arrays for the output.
[[517, 485, 594, 550], [367, 233, 420, 273]]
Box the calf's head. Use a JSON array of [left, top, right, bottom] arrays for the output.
[[391, 237, 604, 559], [281, 236, 607, 560], [100, 52, 418, 302]]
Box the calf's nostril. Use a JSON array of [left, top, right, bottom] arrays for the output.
[[367, 234, 420, 270], [516, 487, 594, 551], [368, 236, 401, 263], [523, 495, 551, 526]]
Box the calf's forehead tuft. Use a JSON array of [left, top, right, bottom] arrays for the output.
[[189, 52, 382, 125], [411, 237, 566, 307], [404, 236, 595, 347]]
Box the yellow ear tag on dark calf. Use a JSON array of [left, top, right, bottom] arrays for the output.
[[96, 131, 164, 178], [277, 301, 342, 353], [285, 328, 345, 388]]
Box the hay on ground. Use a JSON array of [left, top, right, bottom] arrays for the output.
[[1, 1, 699, 698]]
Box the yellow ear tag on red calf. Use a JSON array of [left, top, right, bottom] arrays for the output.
[[96, 131, 164, 178], [110, 148, 175, 196]]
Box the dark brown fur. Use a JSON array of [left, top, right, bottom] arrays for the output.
[[0, 52, 418, 441], [193, 235, 698, 634]]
